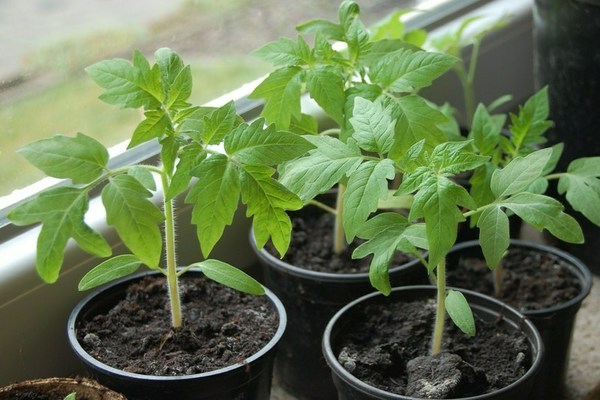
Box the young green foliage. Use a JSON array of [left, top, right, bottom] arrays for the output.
[[8, 48, 311, 328], [251, 0, 458, 256], [352, 87, 600, 355]]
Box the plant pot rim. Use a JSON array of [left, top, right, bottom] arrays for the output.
[[450, 239, 593, 317], [322, 285, 544, 400], [0, 377, 126, 399], [250, 231, 423, 283], [67, 268, 287, 382]]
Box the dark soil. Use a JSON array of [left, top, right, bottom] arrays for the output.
[[335, 297, 531, 398], [267, 212, 415, 274], [76, 274, 278, 376], [446, 246, 581, 311]]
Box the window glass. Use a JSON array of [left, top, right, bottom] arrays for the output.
[[0, 0, 420, 205]]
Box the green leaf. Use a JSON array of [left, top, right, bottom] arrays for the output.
[[501, 193, 583, 243], [359, 39, 420, 67], [352, 213, 413, 295], [85, 54, 161, 109], [64, 393, 77, 400], [470, 104, 504, 156], [446, 290, 476, 337], [289, 113, 319, 135], [344, 159, 395, 242], [343, 84, 383, 141], [129, 110, 171, 148], [558, 157, 600, 226], [349, 97, 395, 154], [17, 133, 108, 184], [430, 141, 489, 176], [409, 176, 467, 269], [306, 65, 345, 126], [477, 206, 509, 269], [186, 155, 240, 257], [7, 187, 96, 283], [166, 143, 206, 201], [389, 95, 448, 158], [78, 255, 142, 291], [252, 36, 311, 66], [166, 64, 192, 108], [102, 175, 164, 268], [154, 47, 187, 98], [225, 119, 314, 165], [491, 148, 553, 197], [177, 106, 216, 141], [470, 164, 495, 207], [197, 259, 265, 295], [241, 164, 303, 256], [296, 19, 344, 41], [370, 49, 458, 92], [508, 86, 552, 154], [128, 165, 156, 191], [279, 136, 363, 203], [201, 101, 240, 145], [72, 221, 112, 259], [160, 135, 179, 176], [249, 66, 304, 129]]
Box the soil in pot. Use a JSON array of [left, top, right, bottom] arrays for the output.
[[256, 205, 426, 399], [444, 240, 592, 400], [334, 295, 532, 398], [445, 245, 581, 311], [76, 274, 278, 376], [266, 211, 416, 274]]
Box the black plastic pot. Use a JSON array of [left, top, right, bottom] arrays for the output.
[[67, 270, 286, 400], [322, 286, 544, 400], [251, 234, 426, 399], [533, 0, 600, 274], [0, 377, 126, 400], [446, 240, 592, 400]]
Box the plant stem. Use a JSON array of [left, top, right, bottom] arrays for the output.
[[431, 259, 446, 355], [334, 183, 346, 255], [493, 263, 503, 298], [307, 199, 337, 215], [162, 171, 182, 328]]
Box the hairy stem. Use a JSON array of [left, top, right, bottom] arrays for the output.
[[162, 171, 182, 328], [431, 259, 446, 355], [334, 183, 346, 255]]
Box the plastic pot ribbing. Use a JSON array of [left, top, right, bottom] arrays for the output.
[[322, 286, 544, 400], [251, 234, 426, 400], [446, 240, 592, 400], [67, 270, 286, 400]]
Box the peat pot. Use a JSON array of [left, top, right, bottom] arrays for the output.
[[251, 234, 425, 400], [0, 377, 126, 400], [67, 270, 286, 400], [446, 240, 592, 400], [322, 286, 544, 400]]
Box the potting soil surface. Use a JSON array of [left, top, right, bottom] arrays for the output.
[[271, 273, 600, 400]]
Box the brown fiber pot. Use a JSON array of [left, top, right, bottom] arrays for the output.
[[0, 377, 126, 400]]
